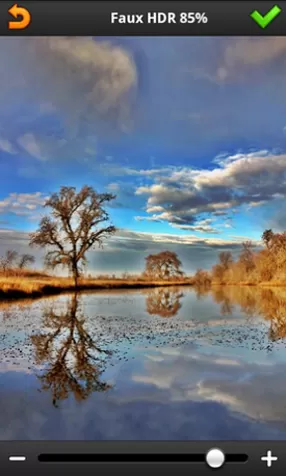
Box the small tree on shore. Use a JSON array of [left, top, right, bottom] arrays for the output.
[[0, 249, 18, 271], [194, 268, 211, 286], [30, 186, 116, 287], [219, 251, 233, 271], [239, 241, 255, 273], [212, 251, 233, 282], [18, 253, 35, 269], [144, 251, 184, 280]]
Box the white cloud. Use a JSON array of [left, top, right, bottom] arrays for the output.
[[218, 38, 286, 81], [0, 226, 259, 255], [0, 137, 15, 154], [0, 192, 47, 216], [131, 344, 286, 425], [171, 224, 220, 234], [0, 37, 138, 163], [6, 37, 137, 131], [170, 218, 220, 234], [111, 228, 260, 248], [102, 165, 174, 177], [134, 150, 286, 229], [18, 133, 47, 161], [0, 226, 257, 274], [106, 183, 120, 193]]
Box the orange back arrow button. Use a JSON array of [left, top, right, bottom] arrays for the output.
[[8, 3, 31, 30]]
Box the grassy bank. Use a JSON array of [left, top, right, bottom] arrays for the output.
[[2, 272, 286, 303], [211, 280, 286, 287], [0, 269, 195, 301]]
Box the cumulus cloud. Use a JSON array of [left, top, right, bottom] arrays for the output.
[[0, 37, 137, 161], [0, 192, 47, 217], [135, 215, 220, 233], [135, 150, 286, 228], [171, 218, 220, 234], [191, 38, 286, 83], [217, 37, 286, 81], [5, 37, 136, 130], [131, 344, 286, 427]]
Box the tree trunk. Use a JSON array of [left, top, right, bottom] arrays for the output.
[[72, 261, 79, 289]]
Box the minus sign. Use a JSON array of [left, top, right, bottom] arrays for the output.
[[9, 456, 26, 461]]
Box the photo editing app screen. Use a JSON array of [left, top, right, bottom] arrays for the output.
[[1, 1, 286, 445]]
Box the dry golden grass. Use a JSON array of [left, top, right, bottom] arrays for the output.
[[0, 269, 195, 301], [211, 279, 286, 287], [0, 267, 50, 279]]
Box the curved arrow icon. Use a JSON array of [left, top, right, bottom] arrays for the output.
[[8, 3, 31, 30]]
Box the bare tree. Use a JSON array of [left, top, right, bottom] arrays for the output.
[[30, 186, 116, 287], [239, 241, 255, 273], [0, 249, 18, 271], [31, 294, 112, 407], [211, 251, 233, 282], [144, 251, 184, 280], [219, 251, 233, 271], [18, 253, 35, 269]]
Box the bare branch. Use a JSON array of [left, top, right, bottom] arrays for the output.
[[29, 186, 116, 286]]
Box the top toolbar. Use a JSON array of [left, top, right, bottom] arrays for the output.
[[3, 1, 286, 35]]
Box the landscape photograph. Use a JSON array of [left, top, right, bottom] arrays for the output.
[[1, 36, 286, 439]]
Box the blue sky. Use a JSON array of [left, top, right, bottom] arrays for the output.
[[0, 36, 286, 274]]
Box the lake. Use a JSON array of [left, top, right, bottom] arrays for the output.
[[1, 285, 286, 440]]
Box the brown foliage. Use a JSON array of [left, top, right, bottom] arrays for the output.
[[207, 230, 286, 285], [239, 241, 255, 273], [146, 287, 184, 318], [209, 286, 286, 342], [219, 251, 233, 270], [193, 269, 211, 286], [144, 251, 184, 280]]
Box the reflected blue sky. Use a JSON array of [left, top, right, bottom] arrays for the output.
[[1, 288, 286, 440]]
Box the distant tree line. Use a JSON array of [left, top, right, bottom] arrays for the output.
[[194, 229, 286, 285]]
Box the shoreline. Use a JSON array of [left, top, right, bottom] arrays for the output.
[[211, 282, 286, 287], [0, 277, 195, 302], [1, 276, 286, 304]]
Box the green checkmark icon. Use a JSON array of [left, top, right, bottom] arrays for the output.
[[250, 4, 281, 28]]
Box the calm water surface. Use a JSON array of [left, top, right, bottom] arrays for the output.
[[1, 285, 286, 440]]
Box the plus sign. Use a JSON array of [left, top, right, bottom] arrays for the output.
[[261, 450, 278, 467]]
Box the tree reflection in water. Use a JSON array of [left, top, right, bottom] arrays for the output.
[[31, 294, 112, 407], [206, 286, 286, 342], [146, 287, 184, 318]]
